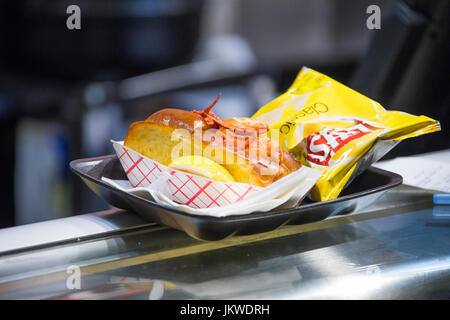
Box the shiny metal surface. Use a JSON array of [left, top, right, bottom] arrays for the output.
[[0, 183, 449, 299], [0, 208, 149, 254]]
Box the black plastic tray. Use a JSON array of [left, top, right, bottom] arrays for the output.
[[70, 155, 402, 240]]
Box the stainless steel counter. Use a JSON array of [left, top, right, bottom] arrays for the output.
[[0, 182, 449, 300]]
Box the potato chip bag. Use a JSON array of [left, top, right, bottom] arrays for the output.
[[252, 67, 440, 201]]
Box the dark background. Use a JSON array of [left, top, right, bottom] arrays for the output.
[[0, 0, 448, 227]]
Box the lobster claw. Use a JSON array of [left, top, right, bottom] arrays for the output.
[[193, 93, 269, 134]]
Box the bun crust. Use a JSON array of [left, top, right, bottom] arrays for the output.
[[145, 109, 208, 132]]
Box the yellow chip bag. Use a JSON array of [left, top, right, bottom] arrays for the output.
[[252, 67, 440, 201]]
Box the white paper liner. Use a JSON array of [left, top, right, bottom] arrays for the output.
[[103, 140, 322, 217]]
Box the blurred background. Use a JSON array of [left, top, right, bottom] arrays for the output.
[[0, 0, 448, 227]]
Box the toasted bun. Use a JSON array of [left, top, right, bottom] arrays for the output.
[[145, 109, 208, 132], [124, 108, 301, 187]]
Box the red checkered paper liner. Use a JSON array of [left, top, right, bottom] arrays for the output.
[[107, 140, 322, 216], [111, 141, 263, 209]]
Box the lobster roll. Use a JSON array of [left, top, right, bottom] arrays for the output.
[[124, 95, 301, 187]]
